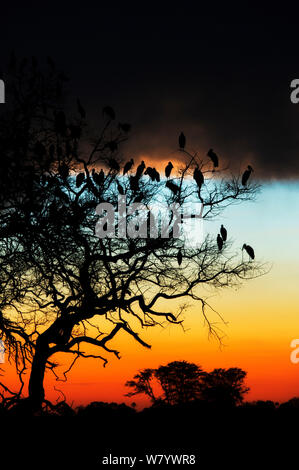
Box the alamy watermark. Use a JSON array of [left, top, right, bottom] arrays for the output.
[[0, 80, 5, 104], [95, 196, 204, 247], [290, 339, 299, 364], [0, 340, 5, 363]]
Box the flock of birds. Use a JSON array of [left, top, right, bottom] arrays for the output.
[[73, 132, 255, 264], [74, 133, 254, 198], [216, 224, 255, 261]]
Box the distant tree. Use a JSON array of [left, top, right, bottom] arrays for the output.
[[0, 55, 264, 411], [125, 369, 157, 404], [126, 361, 204, 405], [77, 401, 136, 419], [200, 368, 249, 406], [155, 361, 204, 405], [279, 397, 299, 411]]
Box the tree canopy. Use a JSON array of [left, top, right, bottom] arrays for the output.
[[0, 56, 264, 410], [126, 361, 249, 407]]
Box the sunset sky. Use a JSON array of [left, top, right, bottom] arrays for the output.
[[1, 6, 299, 407]]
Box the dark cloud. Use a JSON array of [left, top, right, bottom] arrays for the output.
[[1, 6, 299, 178]]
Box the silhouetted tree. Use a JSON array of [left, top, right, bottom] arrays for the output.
[[200, 368, 249, 407], [0, 56, 264, 411], [155, 361, 204, 405], [126, 361, 204, 405], [125, 369, 157, 403]]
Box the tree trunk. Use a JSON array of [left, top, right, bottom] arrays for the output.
[[28, 337, 49, 410]]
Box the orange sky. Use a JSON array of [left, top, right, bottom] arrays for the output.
[[1, 182, 299, 408]]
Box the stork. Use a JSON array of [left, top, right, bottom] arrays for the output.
[[242, 244, 255, 260], [242, 165, 253, 186], [220, 224, 227, 242], [165, 161, 174, 178], [193, 167, 204, 189], [207, 149, 219, 168], [136, 161, 145, 180], [217, 234, 223, 251], [123, 158, 134, 175], [179, 132, 186, 150], [177, 249, 183, 266]]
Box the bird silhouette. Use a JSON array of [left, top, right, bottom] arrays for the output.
[[136, 161, 145, 179], [145, 167, 160, 182], [166, 180, 180, 195], [177, 249, 183, 266], [179, 132, 186, 150], [220, 224, 227, 241], [77, 99, 86, 119], [123, 158, 134, 175], [103, 106, 115, 120], [193, 167, 204, 189], [152, 168, 160, 182], [76, 172, 85, 188], [242, 243, 255, 260], [165, 162, 174, 178], [144, 167, 154, 180], [207, 149, 219, 168], [217, 234, 223, 251], [242, 165, 253, 186], [93, 169, 105, 186]]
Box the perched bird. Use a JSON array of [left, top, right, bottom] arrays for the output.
[[153, 168, 160, 182], [103, 105, 115, 120], [117, 181, 125, 195], [207, 149, 219, 168], [179, 132, 186, 150], [145, 167, 154, 180], [242, 243, 255, 260], [217, 233, 223, 251], [177, 249, 183, 266], [242, 165, 254, 186], [77, 98, 86, 119], [220, 224, 227, 242], [193, 167, 204, 189], [166, 180, 180, 195], [123, 158, 134, 175], [145, 167, 160, 182], [136, 161, 146, 179], [76, 172, 85, 188], [165, 161, 174, 178], [99, 169, 105, 182], [93, 169, 105, 185]]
